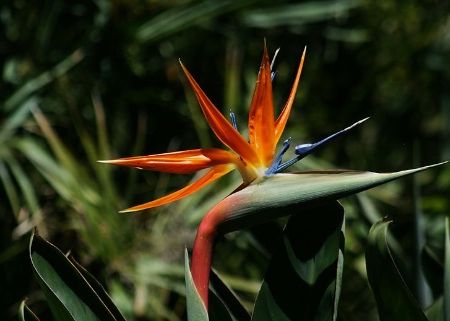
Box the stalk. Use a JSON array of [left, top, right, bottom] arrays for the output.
[[190, 198, 231, 308]]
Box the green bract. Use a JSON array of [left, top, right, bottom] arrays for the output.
[[219, 164, 446, 232]]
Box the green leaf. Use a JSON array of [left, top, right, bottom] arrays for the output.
[[16, 138, 100, 205], [68, 257, 127, 321], [210, 270, 251, 321], [185, 249, 209, 321], [421, 245, 443, 299], [252, 201, 344, 321], [426, 297, 443, 321], [6, 155, 40, 216], [241, 0, 361, 28], [0, 161, 20, 214], [4, 50, 84, 112], [0, 97, 35, 144], [218, 164, 446, 233], [445, 217, 450, 321], [30, 233, 122, 321], [19, 301, 41, 321], [135, 0, 256, 43], [209, 291, 233, 321], [365, 220, 429, 321]]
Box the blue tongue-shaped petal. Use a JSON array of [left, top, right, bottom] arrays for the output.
[[274, 117, 369, 173], [295, 117, 370, 157], [266, 138, 291, 175]]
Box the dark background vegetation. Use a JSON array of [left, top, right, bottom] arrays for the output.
[[1, 0, 449, 320]]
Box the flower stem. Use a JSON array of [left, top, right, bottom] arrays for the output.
[[191, 202, 228, 308]]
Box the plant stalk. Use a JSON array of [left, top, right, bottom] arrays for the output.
[[191, 201, 229, 308]]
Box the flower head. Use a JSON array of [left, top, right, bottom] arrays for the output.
[[101, 44, 365, 212]]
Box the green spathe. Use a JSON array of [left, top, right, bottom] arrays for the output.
[[218, 163, 447, 232]]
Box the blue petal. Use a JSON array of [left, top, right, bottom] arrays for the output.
[[274, 117, 369, 173]]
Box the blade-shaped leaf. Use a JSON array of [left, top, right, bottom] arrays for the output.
[[210, 270, 251, 321], [252, 201, 344, 321], [185, 249, 209, 321], [209, 291, 233, 321], [0, 161, 20, 214], [422, 245, 444, 298], [4, 50, 84, 111], [365, 220, 429, 321], [218, 163, 446, 233], [445, 217, 450, 321], [0, 97, 35, 144], [19, 301, 41, 321], [242, 0, 361, 28], [68, 257, 127, 321], [6, 156, 40, 216], [422, 217, 450, 321], [135, 1, 256, 43], [30, 233, 120, 321]]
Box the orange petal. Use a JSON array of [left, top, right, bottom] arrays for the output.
[[248, 43, 275, 167], [179, 61, 259, 166], [99, 148, 237, 174], [120, 165, 233, 212], [274, 47, 306, 144]]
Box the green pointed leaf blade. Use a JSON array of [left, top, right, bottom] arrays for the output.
[[6, 157, 40, 216], [365, 220, 429, 321], [209, 291, 233, 321], [0, 97, 35, 143], [219, 163, 446, 232], [4, 50, 84, 112], [445, 217, 450, 321], [19, 301, 41, 321], [252, 201, 344, 321], [30, 233, 119, 321], [0, 161, 20, 214], [68, 257, 127, 321], [210, 270, 251, 321], [421, 246, 443, 302], [185, 249, 209, 321], [135, 1, 255, 43], [252, 282, 291, 321]]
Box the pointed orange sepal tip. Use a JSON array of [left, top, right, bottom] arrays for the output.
[[97, 149, 237, 174], [274, 46, 307, 145], [248, 42, 276, 167], [179, 61, 259, 166], [119, 165, 233, 213]]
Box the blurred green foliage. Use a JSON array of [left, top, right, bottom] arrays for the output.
[[1, 0, 450, 320]]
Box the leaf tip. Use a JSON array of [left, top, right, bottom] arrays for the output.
[[422, 160, 448, 169]]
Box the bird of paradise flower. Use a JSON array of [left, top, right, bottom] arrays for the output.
[[101, 44, 446, 312], [101, 45, 366, 212]]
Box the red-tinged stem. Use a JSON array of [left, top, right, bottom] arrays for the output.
[[191, 200, 229, 308]]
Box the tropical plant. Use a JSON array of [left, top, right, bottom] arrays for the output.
[[19, 44, 448, 321], [4, 1, 450, 320]]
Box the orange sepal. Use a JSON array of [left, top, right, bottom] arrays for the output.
[[274, 47, 306, 144], [248, 43, 275, 167], [179, 61, 259, 166], [120, 164, 233, 212], [99, 148, 237, 174]]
